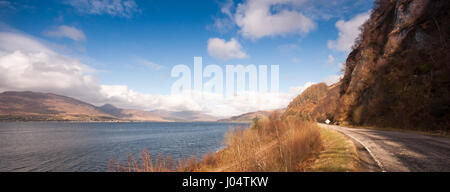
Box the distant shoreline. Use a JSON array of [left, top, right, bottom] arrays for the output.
[[0, 119, 250, 123]]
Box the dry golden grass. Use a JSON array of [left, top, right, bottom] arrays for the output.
[[109, 150, 180, 172], [198, 113, 322, 172], [306, 128, 359, 172], [109, 113, 322, 172]]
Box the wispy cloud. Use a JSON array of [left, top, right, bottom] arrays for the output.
[[209, 0, 235, 34], [43, 25, 86, 41], [207, 37, 248, 60], [67, 0, 141, 18], [136, 57, 164, 70], [327, 54, 335, 64]]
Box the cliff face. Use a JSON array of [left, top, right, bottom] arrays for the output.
[[332, 0, 449, 131]]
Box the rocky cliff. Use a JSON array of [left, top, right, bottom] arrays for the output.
[[325, 0, 449, 131]]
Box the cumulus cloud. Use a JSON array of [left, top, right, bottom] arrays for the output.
[[207, 38, 248, 60], [0, 32, 101, 102], [327, 12, 370, 52], [100, 87, 293, 117], [235, 0, 316, 39], [43, 25, 86, 41], [67, 0, 140, 18], [0, 31, 297, 117], [212, 0, 373, 39]]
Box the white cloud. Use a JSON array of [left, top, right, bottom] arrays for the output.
[[211, 17, 235, 34], [210, 0, 235, 34], [0, 31, 297, 117], [324, 74, 342, 86], [67, 0, 140, 18], [43, 25, 86, 41], [327, 12, 370, 52], [0, 32, 101, 102], [234, 0, 316, 39], [289, 81, 314, 95], [220, 0, 234, 18], [207, 38, 248, 60], [100, 87, 293, 117]]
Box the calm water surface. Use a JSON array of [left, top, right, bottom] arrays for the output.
[[0, 122, 249, 172]]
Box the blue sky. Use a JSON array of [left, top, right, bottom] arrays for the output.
[[0, 0, 374, 116]]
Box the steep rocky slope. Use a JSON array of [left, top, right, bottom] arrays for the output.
[[283, 83, 329, 121], [320, 0, 450, 131]]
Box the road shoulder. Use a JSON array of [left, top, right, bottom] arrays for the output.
[[307, 127, 362, 171]]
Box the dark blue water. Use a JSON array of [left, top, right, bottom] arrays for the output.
[[0, 122, 249, 172]]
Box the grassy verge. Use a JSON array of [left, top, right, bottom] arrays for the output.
[[197, 114, 323, 172], [306, 127, 360, 172], [109, 113, 323, 172]]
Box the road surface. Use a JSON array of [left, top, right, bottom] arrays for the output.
[[319, 124, 450, 172]]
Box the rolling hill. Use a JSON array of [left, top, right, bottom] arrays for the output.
[[0, 91, 165, 122], [219, 109, 285, 122]]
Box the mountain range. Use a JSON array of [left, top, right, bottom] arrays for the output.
[[0, 91, 218, 122]]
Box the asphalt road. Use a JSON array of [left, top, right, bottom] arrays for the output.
[[319, 124, 450, 172]]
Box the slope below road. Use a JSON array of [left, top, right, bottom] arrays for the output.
[[319, 124, 450, 172]]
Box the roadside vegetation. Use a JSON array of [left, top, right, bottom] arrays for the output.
[[307, 127, 360, 172], [109, 112, 323, 172], [109, 83, 360, 172], [201, 113, 322, 171]]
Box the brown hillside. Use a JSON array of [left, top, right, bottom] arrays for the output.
[[283, 83, 329, 121], [0, 91, 168, 122], [332, 0, 449, 131], [219, 109, 285, 122], [0, 91, 115, 121]]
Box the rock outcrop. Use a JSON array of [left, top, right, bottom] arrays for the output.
[[331, 0, 449, 131]]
